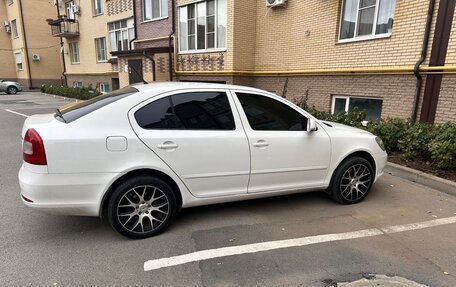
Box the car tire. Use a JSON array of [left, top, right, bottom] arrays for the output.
[[108, 175, 177, 239], [6, 86, 18, 95], [327, 157, 374, 204]]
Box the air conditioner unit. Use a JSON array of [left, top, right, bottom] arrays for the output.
[[266, 0, 287, 7], [72, 5, 81, 15], [4, 21, 11, 33], [32, 54, 41, 61]]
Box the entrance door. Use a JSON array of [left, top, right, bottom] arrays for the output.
[[128, 59, 143, 84]]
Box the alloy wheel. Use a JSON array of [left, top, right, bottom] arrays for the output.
[[117, 185, 170, 234], [339, 163, 372, 202]]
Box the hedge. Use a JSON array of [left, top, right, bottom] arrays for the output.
[[41, 84, 101, 100]]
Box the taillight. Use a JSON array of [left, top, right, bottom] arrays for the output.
[[23, 128, 47, 165]]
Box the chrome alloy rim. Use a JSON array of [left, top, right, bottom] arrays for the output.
[[339, 164, 372, 201], [117, 185, 169, 233]]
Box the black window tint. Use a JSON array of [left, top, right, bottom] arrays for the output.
[[171, 92, 235, 130], [135, 97, 180, 129], [237, 93, 308, 131], [58, 86, 138, 123]]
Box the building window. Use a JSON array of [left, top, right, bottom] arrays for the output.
[[339, 0, 396, 41], [332, 96, 383, 120], [143, 0, 168, 21], [92, 0, 103, 16], [73, 81, 83, 88], [11, 19, 18, 38], [69, 42, 80, 64], [100, 83, 110, 94], [108, 19, 135, 53], [14, 52, 22, 70], [95, 37, 107, 62], [66, 1, 75, 20], [178, 0, 227, 52]]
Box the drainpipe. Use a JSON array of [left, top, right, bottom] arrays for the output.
[[55, 0, 68, 86], [143, 51, 156, 82], [411, 0, 435, 123], [168, 0, 175, 81], [18, 0, 33, 89], [129, 0, 137, 50]]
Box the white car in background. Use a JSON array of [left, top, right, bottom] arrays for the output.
[[0, 80, 22, 94], [18, 83, 387, 239]]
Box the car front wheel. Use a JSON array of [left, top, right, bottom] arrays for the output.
[[327, 157, 374, 204], [108, 176, 177, 239], [6, 86, 18, 94]]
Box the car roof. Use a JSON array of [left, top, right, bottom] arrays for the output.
[[130, 82, 270, 94]]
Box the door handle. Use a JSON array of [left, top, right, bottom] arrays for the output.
[[253, 140, 269, 148], [157, 141, 178, 150]]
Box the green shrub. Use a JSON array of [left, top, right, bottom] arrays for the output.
[[298, 100, 366, 128], [41, 84, 100, 100], [398, 122, 434, 160], [428, 123, 456, 170], [365, 118, 410, 153]]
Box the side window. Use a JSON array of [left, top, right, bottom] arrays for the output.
[[236, 93, 308, 131], [135, 97, 180, 129], [135, 92, 235, 130]]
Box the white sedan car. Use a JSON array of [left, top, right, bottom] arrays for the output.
[[19, 83, 387, 239]]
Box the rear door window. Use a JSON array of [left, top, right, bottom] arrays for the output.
[[135, 91, 235, 130]]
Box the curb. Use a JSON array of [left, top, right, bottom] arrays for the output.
[[41, 93, 80, 103], [385, 162, 456, 196]]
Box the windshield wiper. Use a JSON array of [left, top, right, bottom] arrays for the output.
[[55, 108, 67, 123]]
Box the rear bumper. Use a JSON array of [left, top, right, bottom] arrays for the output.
[[18, 164, 118, 216]]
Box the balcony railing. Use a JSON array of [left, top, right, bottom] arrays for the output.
[[48, 18, 79, 38]]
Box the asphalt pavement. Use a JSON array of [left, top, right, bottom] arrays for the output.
[[1, 91, 455, 287]]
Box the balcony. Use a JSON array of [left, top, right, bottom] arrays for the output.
[[47, 17, 79, 38]]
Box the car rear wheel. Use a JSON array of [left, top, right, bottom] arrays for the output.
[[327, 157, 374, 204], [6, 86, 18, 94], [108, 176, 177, 239]]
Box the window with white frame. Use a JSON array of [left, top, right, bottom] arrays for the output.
[[339, 0, 396, 41], [332, 96, 383, 120], [178, 0, 227, 52], [99, 83, 110, 94], [92, 0, 103, 16], [11, 19, 18, 38], [69, 42, 80, 64], [108, 19, 135, 53], [95, 37, 107, 62], [14, 52, 22, 70], [66, 1, 75, 20], [143, 0, 168, 21], [73, 81, 83, 88]]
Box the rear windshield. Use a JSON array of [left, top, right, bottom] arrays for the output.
[[56, 86, 138, 123]]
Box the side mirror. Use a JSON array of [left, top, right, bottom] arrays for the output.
[[307, 118, 318, 132]]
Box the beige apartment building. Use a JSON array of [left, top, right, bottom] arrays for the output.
[[1, 0, 63, 89], [174, 0, 456, 124], [49, 0, 134, 92]]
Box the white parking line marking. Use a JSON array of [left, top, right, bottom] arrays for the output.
[[4, 109, 29, 118], [144, 216, 456, 271]]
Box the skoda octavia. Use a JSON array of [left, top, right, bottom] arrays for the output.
[[19, 83, 387, 239]]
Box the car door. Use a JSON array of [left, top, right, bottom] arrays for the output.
[[129, 89, 250, 198], [231, 91, 331, 193]]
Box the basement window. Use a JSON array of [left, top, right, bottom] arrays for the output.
[[339, 0, 396, 42], [331, 95, 383, 120]]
